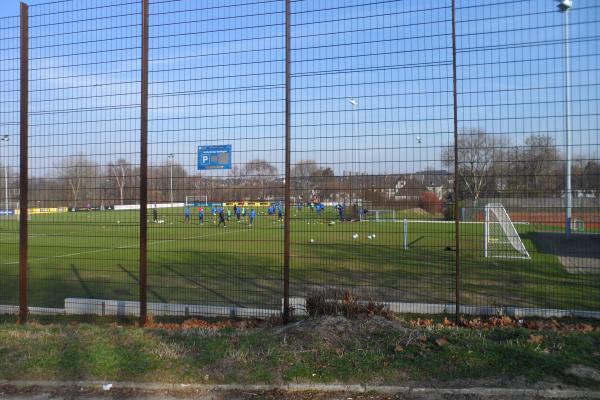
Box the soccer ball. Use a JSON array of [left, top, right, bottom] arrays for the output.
[[367, 235, 372, 240], [310, 238, 314, 243], [117, 220, 120, 224], [372, 234, 376, 238], [352, 233, 359, 240]]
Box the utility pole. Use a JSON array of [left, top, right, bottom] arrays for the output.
[[558, 0, 573, 238]]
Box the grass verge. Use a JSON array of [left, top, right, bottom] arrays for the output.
[[0, 315, 598, 388]]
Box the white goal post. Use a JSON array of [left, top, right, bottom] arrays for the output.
[[185, 195, 208, 206], [360, 209, 397, 222], [484, 203, 530, 259]]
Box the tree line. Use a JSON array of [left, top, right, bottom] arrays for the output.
[[0, 129, 598, 209], [443, 129, 600, 203]]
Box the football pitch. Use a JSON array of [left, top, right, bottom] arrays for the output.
[[0, 206, 599, 312]]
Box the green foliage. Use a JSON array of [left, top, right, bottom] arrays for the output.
[[0, 320, 598, 386]]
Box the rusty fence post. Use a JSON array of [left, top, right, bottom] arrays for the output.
[[283, 0, 291, 324], [139, 0, 149, 326], [18, 2, 29, 325], [451, 0, 461, 324]]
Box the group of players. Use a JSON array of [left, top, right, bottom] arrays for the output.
[[182, 204, 280, 227], [155, 202, 364, 226]]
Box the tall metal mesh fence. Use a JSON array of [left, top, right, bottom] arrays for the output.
[[288, 1, 455, 310], [457, 0, 600, 312], [26, 0, 141, 315], [146, 0, 285, 317], [0, 0, 598, 321], [0, 14, 20, 311]]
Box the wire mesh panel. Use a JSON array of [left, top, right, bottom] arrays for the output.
[[26, 0, 141, 317], [289, 0, 455, 312], [0, 14, 20, 312], [0, 0, 599, 321], [147, 0, 285, 318], [456, 0, 600, 312]]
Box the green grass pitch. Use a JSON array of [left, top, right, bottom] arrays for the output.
[[0, 206, 598, 312]]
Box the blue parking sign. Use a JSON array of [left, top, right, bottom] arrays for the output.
[[198, 145, 232, 170]]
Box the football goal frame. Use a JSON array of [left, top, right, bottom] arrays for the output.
[[484, 203, 530, 259], [360, 209, 398, 222], [185, 195, 208, 206]]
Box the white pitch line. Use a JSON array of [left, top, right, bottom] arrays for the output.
[[366, 219, 530, 225], [0, 229, 238, 266]]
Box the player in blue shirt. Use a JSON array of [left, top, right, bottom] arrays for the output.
[[198, 207, 204, 225], [277, 206, 283, 221], [212, 206, 217, 224], [236, 206, 242, 222], [249, 208, 256, 226], [315, 203, 322, 217], [337, 204, 345, 222], [184, 206, 191, 223]]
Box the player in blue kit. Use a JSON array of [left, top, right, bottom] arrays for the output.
[[337, 204, 345, 222], [198, 207, 204, 225], [218, 207, 226, 227], [249, 208, 256, 226]]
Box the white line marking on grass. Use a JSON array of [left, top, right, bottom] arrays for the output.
[[0, 229, 239, 266], [365, 219, 530, 225]]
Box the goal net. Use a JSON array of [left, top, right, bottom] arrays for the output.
[[484, 203, 530, 259], [360, 209, 397, 222], [185, 195, 208, 206]]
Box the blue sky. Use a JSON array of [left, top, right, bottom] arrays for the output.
[[1, 0, 599, 178]]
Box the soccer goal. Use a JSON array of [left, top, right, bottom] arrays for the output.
[[484, 203, 530, 259], [185, 195, 208, 206], [361, 209, 397, 222]]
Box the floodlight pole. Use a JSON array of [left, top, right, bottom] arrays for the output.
[[1, 135, 8, 213], [349, 98, 358, 207], [559, 0, 573, 238], [168, 153, 174, 206]]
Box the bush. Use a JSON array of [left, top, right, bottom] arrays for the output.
[[419, 191, 442, 214], [305, 290, 393, 320]]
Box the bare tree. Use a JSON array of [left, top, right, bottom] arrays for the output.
[[292, 160, 320, 201], [290, 161, 337, 202], [56, 155, 98, 208], [192, 174, 223, 202], [443, 129, 508, 203], [512, 134, 561, 196], [149, 162, 189, 203], [108, 159, 134, 205], [242, 159, 278, 200], [582, 160, 600, 196]]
